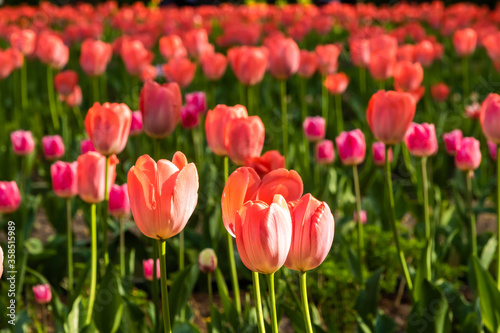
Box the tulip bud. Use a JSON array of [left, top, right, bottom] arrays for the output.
[[336, 129, 366, 165], [130, 111, 143, 136], [354, 210, 367, 224], [51, 161, 78, 198], [372, 142, 392, 166], [80, 139, 96, 154], [143, 259, 160, 281], [11, 130, 35, 156], [0, 181, 21, 214], [198, 248, 217, 273], [32, 284, 52, 304], [455, 137, 481, 171], [108, 184, 130, 218], [303, 116, 326, 142], [404, 123, 438, 157], [42, 135, 65, 160], [315, 140, 335, 165]]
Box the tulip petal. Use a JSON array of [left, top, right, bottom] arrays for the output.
[[172, 151, 188, 170], [127, 166, 157, 239], [256, 168, 303, 204]]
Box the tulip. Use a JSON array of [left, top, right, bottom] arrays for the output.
[[11, 130, 34, 156], [200, 52, 227, 81], [336, 129, 366, 165], [143, 259, 161, 281], [127, 153, 199, 240], [465, 102, 481, 119], [80, 39, 113, 77], [303, 116, 326, 142], [369, 51, 396, 81], [430, 83, 450, 102], [455, 137, 481, 171], [0, 246, 3, 278], [85, 102, 132, 156], [489, 141, 497, 160], [10, 29, 36, 55], [185, 92, 207, 115], [396, 45, 415, 62], [349, 38, 370, 68], [393, 61, 423, 92], [255, 168, 304, 205], [77, 152, 118, 204], [414, 40, 434, 67], [224, 116, 265, 165], [205, 104, 248, 156], [285, 193, 334, 272], [80, 139, 96, 154], [244, 150, 285, 178], [0, 181, 21, 213], [366, 90, 416, 145], [480, 93, 500, 144], [265, 37, 300, 80], [453, 28, 477, 57], [54, 70, 79, 96], [404, 123, 438, 157], [372, 142, 392, 166], [42, 135, 65, 160], [198, 248, 218, 274], [120, 39, 153, 76], [183, 29, 211, 59], [315, 44, 341, 75], [235, 194, 292, 275], [298, 50, 317, 78], [130, 111, 143, 136], [61, 85, 82, 108], [0, 51, 14, 80], [162, 58, 197, 88], [36, 33, 69, 69], [32, 284, 52, 304], [324, 73, 349, 95], [443, 129, 463, 156], [140, 65, 157, 82], [315, 140, 335, 165], [228, 46, 268, 86], [159, 35, 187, 61], [108, 184, 130, 218], [354, 210, 367, 224], [181, 104, 200, 129], [51, 161, 78, 198], [139, 80, 182, 139]]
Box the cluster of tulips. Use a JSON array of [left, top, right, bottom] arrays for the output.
[[4, 0, 500, 332]]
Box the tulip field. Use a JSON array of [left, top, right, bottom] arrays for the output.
[[4, 1, 500, 332]]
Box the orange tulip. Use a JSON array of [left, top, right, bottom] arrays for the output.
[[235, 194, 292, 274], [367, 90, 416, 145], [224, 116, 265, 165], [285, 193, 335, 272], [205, 104, 248, 156], [200, 52, 228, 81], [255, 168, 303, 205], [127, 153, 199, 240], [228, 46, 268, 86], [162, 58, 197, 89], [85, 102, 132, 156], [77, 152, 118, 204], [80, 39, 112, 77]]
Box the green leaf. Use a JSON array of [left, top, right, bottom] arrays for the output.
[[347, 248, 362, 282], [121, 297, 146, 333], [480, 236, 498, 270], [65, 296, 81, 333], [172, 322, 202, 333], [355, 268, 383, 329], [14, 310, 30, 333], [471, 257, 500, 332], [168, 264, 199, 321], [24, 237, 43, 255], [413, 246, 430, 303], [214, 268, 239, 330], [374, 313, 397, 333], [93, 267, 124, 333]]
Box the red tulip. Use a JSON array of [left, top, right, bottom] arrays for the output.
[[453, 28, 477, 57], [369, 51, 396, 81], [366, 90, 416, 145], [139, 80, 182, 139], [431, 83, 450, 102], [404, 122, 438, 157], [159, 35, 187, 61], [32, 284, 52, 304], [443, 129, 463, 156], [0, 181, 21, 213], [372, 142, 392, 166], [42, 135, 65, 160], [54, 70, 78, 96], [393, 61, 423, 92], [80, 39, 112, 77], [235, 194, 292, 274], [51, 161, 78, 198], [183, 29, 211, 59], [244, 150, 285, 178], [200, 52, 227, 81], [480, 93, 500, 144], [396, 45, 415, 62], [60, 85, 82, 108], [349, 38, 370, 68], [181, 104, 200, 129], [127, 153, 199, 240], [302, 116, 326, 142], [10, 29, 36, 55], [265, 37, 300, 80], [36, 33, 69, 69], [224, 116, 265, 165], [0, 51, 14, 79], [77, 152, 118, 204], [324, 72, 349, 95], [108, 183, 130, 218], [455, 137, 481, 171], [162, 58, 197, 88], [11, 130, 34, 156], [336, 129, 366, 166], [205, 104, 248, 156], [120, 39, 153, 76], [297, 50, 317, 78], [414, 40, 434, 67], [85, 102, 132, 156], [285, 193, 335, 272], [315, 140, 335, 165], [255, 168, 303, 205], [315, 44, 341, 75], [228, 46, 268, 86]]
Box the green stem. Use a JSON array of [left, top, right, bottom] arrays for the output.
[[299, 272, 313, 333], [192, 128, 203, 165], [47, 66, 60, 131], [466, 171, 477, 257], [359, 67, 366, 96], [462, 56, 469, 99], [267, 273, 278, 333], [154, 139, 161, 160], [335, 94, 343, 136], [247, 84, 253, 116], [21, 61, 28, 109], [239, 83, 245, 106], [352, 165, 364, 279], [92, 76, 100, 103], [321, 74, 328, 127], [85, 203, 97, 325], [208, 272, 213, 311], [385, 145, 413, 293], [119, 216, 125, 278], [152, 242, 160, 333], [253, 272, 266, 333], [281, 80, 288, 163], [102, 156, 110, 267], [158, 239, 172, 333], [301, 78, 307, 123], [67, 199, 73, 294], [100, 74, 108, 101], [497, 147, 500, 290], [73, 106, 83, 130], [421, 158, 432, 281], [378, 80, 385, 90]]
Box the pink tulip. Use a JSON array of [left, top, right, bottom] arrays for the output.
[[455, 137, 481, 171], [224, 116, 265, 165], [77, 152, 118, 204], [0, 181, 21, 214], [80, 39, 112, 77], [10, 130, 34, 156], [80, 139, 96, 154], [32, 284, 52, 304], [0, 246, 3, 278], [42, 135, 65, 160], [185, 92, 207, 115], [181, 104, 200, 129], [51, 161, 78, 198], [335, 129, 366, 166], [480, 93, 500, 144], [488, 141, 497, 160], [108, 184, 130, 217], [315, 140, 335, 165], [354, 210, 367, 224], [143, 259, 160, 281], [303, 116, 326, 142], [404, 123, 438, 157], [372, 142, 392, 166], [465, 102, 481, 119], [130, 111, 143, 136], [443, 130, 463, 155]]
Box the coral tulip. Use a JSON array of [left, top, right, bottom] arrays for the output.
[[205, 104, 248, 156], [200, 52, 227, 81], [77, 152, 118, 204], [162, 58, 197, 88], [414, 40, 434, 67], [431, 83, 450, 102], [51, 161, 78, 198], [369, 51, 396, 81], [224, 116, 265, 165], [244, 150, 285, 178], [159, 35, 187, 61], [265, 37, 300, 80], [121, 39, 153, 76], [453, 28, 477, 57], [10, 29, 36, 55], [455, 137, 481, 171], [255, 168, 303, 205], [36, 34, 69, 69], [315, 44, 341, 75], [11, 130, 34, 156], [80, 39, 112, 77], [393, 61, 423, 92], [183, 29, 211, 59], [0, 181, 21, 213], [297, 50, 317, 78], [324, 73, 349, 95], [0, 51, 14, 79], [349, 38, 370, 68], [228, 46, 268, 86], [336, 129, 366, 165], [42, 135, 65, 160], [61, 85, 82, 108]]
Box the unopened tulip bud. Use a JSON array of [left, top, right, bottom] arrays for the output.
[[143, 259, 160, 281], [198, 248, 217, 273], [32, 284, 52, 304]]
